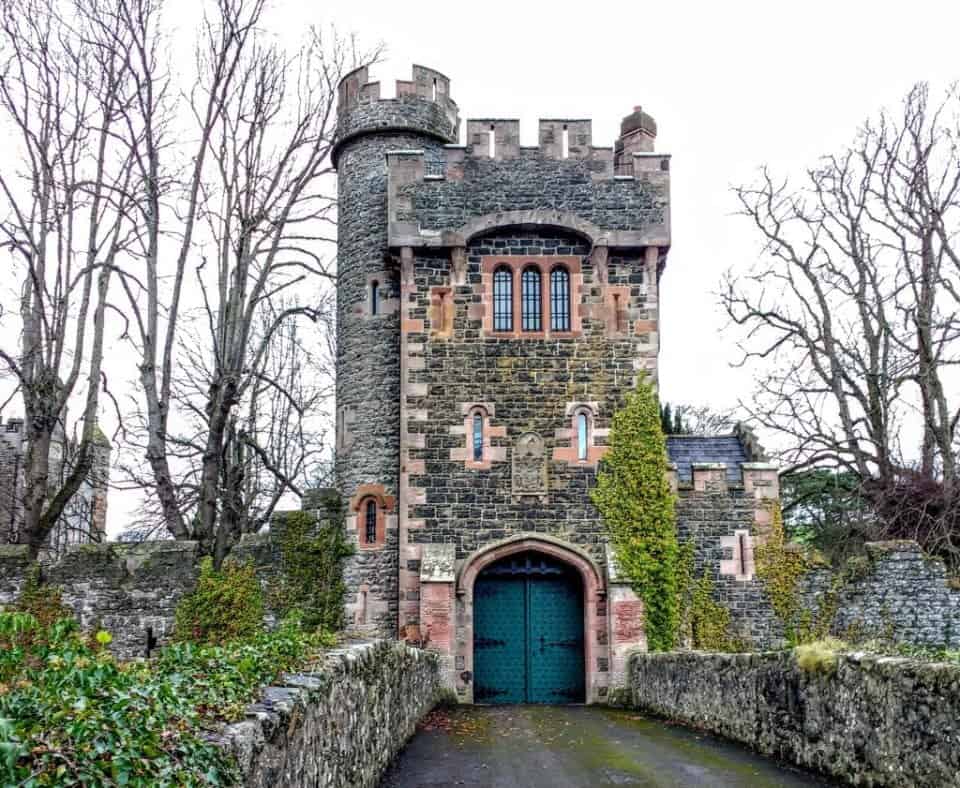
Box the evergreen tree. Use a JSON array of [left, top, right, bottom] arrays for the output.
[[660, 403, 673, 435], [592, 377, 679, 651], [673, 408, 684, 435]]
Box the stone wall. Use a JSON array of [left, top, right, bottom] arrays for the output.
[[628, 650, 960, 787], [803, 540, 960, 648], [405, 230, 651, 567], [0, 541, 200, 659], [220, 640, 440, 788], [0, 544, 32, 603], [676, 487, 783, 648]]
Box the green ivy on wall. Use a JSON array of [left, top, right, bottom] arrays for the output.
[[269, 502, 353, 633], [592, 376, 679, 651], [174, 557, 265, 645], [675, 541, 744, 651]]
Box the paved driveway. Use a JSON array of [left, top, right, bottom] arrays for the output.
[[380, 706, 832, 787]]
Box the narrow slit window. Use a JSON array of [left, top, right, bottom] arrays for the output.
[[370, 280, 379, 316], [493, 267, 513, 331], [562, 124, 569, 158], [488, 124, 495, 158], [521, 266, 542, 331], [472, 412, 483, 461], [577, 412, 589, 460], [364, 499, 377, 544], [550, 266, 571, 331], [432, 78, 437, 101]]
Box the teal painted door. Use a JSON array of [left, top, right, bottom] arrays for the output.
[[473, 553, 585, 704], [473, 576, 527, 703]]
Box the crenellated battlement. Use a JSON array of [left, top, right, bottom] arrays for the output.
[[337, 64, 454, 111], [333, 64, 460, 166]]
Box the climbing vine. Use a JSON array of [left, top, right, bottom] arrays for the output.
[[269, 502, 353, 632], [675, 541, 743, 651], [174, 557, 264, 645], [592, 376, 679, 651]]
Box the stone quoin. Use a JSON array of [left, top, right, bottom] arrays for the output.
[[332, 64, 781, 702]]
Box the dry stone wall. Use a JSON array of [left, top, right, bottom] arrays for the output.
[[0, 541, 197, 659], [803, 540, 960, 648], [628, 650, 960, 787], [219, 640, 440, 788]]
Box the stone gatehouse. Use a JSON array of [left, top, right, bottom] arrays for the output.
[[332, 64, 781, 703]]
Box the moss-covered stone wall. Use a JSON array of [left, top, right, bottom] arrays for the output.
[[218, 640, 440, 788], [628, 650, 960, 787]]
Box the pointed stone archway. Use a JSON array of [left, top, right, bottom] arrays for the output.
[[454, 534, 607, 704]]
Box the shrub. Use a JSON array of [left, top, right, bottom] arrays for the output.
[[754, 503, 812, 644], [174, 557, 264, 645], [592, 376, 679, 651], [675, 541, 744, 652], [0, 614, 327, 785], [795, 637, 847, 674]]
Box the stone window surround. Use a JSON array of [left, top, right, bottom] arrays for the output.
[[359, 271, 398, 318], [449, 402, 507, 470], [553, 402, 609, 468], [479, 256, 582, 338], [720, 529, 756, 582], [348, 483, 395, 549]]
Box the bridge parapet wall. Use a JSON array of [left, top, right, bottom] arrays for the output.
[[219, 640, 440, 788], [628, 650, 960, 787]]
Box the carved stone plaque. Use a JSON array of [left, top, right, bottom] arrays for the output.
[[512, 432, 547, 499]]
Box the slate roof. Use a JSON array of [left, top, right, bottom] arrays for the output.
[[666, 435, 749, 483]]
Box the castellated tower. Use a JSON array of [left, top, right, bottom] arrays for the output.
[[332, 65, 460, 638], [332, 64, 780, 704]]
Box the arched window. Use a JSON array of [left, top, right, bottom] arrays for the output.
[[493, 267, 513, 331], [550, 266, 571, 331], [370, 280, 380, 316], [577, 412, 589, 460], [521, 266, 542, 331], [472, 411, 484, 461], [364, 499, 377, 544]]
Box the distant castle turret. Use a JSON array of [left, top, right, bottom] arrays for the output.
[[0, 417, 111, 556]]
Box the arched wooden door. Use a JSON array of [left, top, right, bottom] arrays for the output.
[[473, 551, 585, 704]]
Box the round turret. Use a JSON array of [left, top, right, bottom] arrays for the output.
[[332, 64, 459, 166], [333, 64, 458, 638]]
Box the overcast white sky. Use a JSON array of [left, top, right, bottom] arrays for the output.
[[3, 0, 960, 536]]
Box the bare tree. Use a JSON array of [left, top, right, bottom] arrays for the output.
[[125, 292, 335, 555], [102, 0, 372, 561], [0, 0, 136, 556], [725, 83, 960, 563]]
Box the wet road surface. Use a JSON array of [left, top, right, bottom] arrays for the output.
[[379, 705, 833, 787]]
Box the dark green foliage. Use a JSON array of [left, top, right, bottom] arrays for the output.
[[660, 403, 673, 435], [0, 613, 326, 786], [270, 503, 353, 632], [781, 469, 867, 565], [592, 377, 679, 651], [659, 402, 688, 435], [174, 557, 264, 645]]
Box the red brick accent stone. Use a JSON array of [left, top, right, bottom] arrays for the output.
[[429, 286, 454, 339]]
